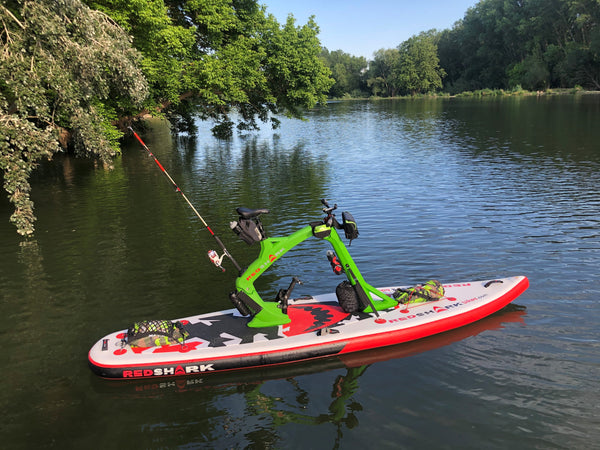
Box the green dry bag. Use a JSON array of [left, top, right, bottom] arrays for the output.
[[393, 280, 445, 304]]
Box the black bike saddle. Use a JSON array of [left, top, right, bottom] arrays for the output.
[[236, 207, 270, 219]]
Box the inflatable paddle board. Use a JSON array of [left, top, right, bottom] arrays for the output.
[[91, 304, 526, 397], [89, 275, 528, 379]]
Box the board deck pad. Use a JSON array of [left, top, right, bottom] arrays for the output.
[[89, 276, 529, 379]]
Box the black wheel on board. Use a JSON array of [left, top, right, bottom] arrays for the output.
[[336, 281, 361, 313], [229, 292, 251, 316]]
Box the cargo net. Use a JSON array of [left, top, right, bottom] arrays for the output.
[[393, 280, 445, 305], [126, 319, 189, 348]]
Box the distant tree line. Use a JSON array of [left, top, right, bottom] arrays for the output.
[[320, 0, 600, 98]]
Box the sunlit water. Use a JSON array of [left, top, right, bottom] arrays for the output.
[[1, 96, 599, 448]]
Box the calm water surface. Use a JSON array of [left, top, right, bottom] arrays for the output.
[[1, 96, 599, 448]]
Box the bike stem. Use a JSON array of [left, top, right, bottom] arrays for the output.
[[235, 223, 397, 328]]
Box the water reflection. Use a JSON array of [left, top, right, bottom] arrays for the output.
[[442, 96, 600, 161], [160, 131, 330, 231]]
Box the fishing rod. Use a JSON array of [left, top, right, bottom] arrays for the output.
[[128, 127, 242, 275]]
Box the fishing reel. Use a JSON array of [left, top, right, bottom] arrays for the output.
[[207, 249, 226, 272]]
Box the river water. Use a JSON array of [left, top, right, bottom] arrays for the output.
[[1, 96, 599, 448]]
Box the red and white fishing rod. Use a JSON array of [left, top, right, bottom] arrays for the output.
[[129, 127, 242, 274]]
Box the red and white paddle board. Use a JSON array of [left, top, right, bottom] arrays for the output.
[[88, 276, 528, 379]]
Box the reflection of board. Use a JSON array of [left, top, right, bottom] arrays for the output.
[[88, 276, 528, 379]]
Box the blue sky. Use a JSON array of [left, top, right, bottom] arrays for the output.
[[261, 0, 480, 59]]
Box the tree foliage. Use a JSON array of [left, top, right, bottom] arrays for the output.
[[1, 0, 148, 235], [438, 0, 600, 92], [366, 32, 445, 97], [367, 48, 401, 97], [396, 32, 445, 95], [320, 48, 368, 98], [1, 0, 333, 235], [86, 0, 333, 136]]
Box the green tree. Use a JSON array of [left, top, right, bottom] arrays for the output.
[[367, 48, 401, 97], [437, 27, 469, 94], [86, 1, 333, 136], [439, 0, 518, 91], [508, 46, 551, 90], [261, 15, 334, 127], [437, 0, 600, 92], [1, 0, 148, 235], [321, 48, 368, 98], [553, 0, 600, 89], [396, 31, 445, 95]]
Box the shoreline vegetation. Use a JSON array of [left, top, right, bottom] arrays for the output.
[[329, 87, 600, 102]]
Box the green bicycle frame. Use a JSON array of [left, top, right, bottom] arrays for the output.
[[234, 222, 397, 328]]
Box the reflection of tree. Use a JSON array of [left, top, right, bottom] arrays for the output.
[[9, 240, 80, 436], [115, 366, 370, 448], [18, 239, 50, 300], [238, 139, 328, 216], [135, 120, 329, 232], [171, 131, 331, 295], [242, 366, 368, 447], [190, 137, 328, 228]]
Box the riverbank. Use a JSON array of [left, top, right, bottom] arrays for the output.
[[331, 87, 600, 101], [451, 86, 600, 98]]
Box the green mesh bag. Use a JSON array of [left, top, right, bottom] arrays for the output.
[[127, 319, 189, 348], [393, 280, 445, 305]]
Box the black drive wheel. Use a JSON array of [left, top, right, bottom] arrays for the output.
[[336, 281, 360, 313]]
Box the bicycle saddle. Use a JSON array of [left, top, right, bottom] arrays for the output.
[[236, 207, 270, 219]]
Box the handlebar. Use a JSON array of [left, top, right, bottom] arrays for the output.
[[320, 198, 337, 214], [320, 199, 340, 227]]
